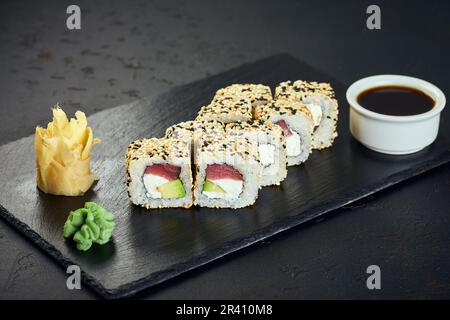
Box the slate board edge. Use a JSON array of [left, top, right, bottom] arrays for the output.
[[1, 151, 448, 299]]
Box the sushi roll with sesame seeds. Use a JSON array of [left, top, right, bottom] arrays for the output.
[[194, 134, 262, 209], [275, 80, 339, 150], [254, 100, 314, 166], [212, 84, 273, 117], [226, 120, 287, 187], [126, 138, 193, 209], [195, 98, 253, 124]]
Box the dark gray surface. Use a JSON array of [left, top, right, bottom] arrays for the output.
[[0, 0, 449, 299], [1, 54, 448, 298]]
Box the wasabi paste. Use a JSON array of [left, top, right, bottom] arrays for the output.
[[63, 202, 116, 251]]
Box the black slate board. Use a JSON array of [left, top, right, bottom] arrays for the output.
[[0, 54, 449, 299]]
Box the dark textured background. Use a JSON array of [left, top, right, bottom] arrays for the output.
[[0, 0, 449, 299]]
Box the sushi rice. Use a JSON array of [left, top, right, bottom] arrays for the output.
[[126, 138, 193, 209]]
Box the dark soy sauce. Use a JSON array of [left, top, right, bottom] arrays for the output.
[[357, 86, 435, 116]]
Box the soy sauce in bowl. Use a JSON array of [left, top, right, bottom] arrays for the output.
[[357, 85, 435, 116]]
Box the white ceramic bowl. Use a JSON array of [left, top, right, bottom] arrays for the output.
[[347, 75, 446, 155]]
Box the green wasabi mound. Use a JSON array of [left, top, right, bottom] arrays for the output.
[[63, 202, 116, 251]]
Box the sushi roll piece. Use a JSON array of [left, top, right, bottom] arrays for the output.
[[194, 134, 262, 209], [213, 84, 273, 116], [226, 120, 287, 187], [254, 100, 314, 166], [195, 98, 253, 124], [275, 80, 339, 150], [126, 138, 193, 209]]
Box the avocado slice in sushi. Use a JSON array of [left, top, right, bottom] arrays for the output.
[[157, 179, 186, 198], [203, 180, 226, 193]]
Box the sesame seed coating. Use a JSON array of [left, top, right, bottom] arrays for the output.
[[275, 80, 336, 100], [165, 119, 225, 139], [126, 137, 190, 168], [198, 133, 260, 163], [196, 98, 253, 123], [213, 84, 273, 108], [254, 100, 313, 121]]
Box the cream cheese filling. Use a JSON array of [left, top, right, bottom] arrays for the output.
[[305, 103, 322, 127], [143, 174, 168, 198], [259, 143, 277, 176], [259, 144, 275, 166], [286, 131, 301, 157]]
